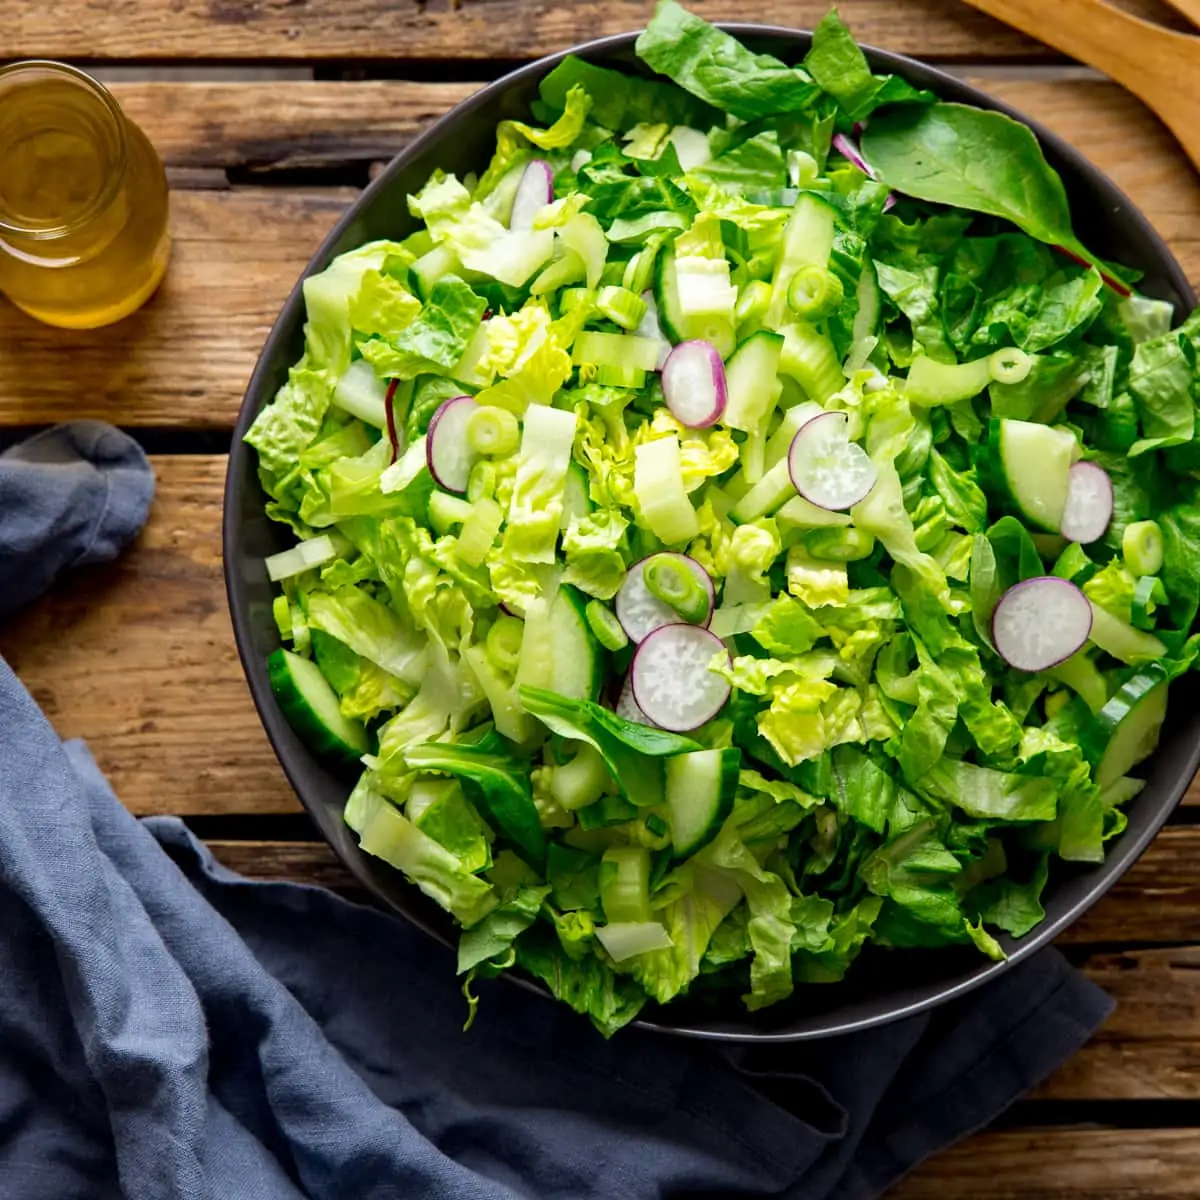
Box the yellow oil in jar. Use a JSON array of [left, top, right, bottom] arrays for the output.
[[0, 62, 171, 330]]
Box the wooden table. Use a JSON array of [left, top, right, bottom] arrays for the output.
[[2, 2, 1199, 1193]]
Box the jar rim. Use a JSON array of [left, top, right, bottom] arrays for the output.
[[0, 60, 129, 240]]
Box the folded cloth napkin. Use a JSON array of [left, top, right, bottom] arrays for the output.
[[0, 423, 1114, 1200]]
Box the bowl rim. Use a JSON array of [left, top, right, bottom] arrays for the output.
[[225, 24, 1200, 1042]]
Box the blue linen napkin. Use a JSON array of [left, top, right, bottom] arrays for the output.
[[0, 422, 1114, 1200]]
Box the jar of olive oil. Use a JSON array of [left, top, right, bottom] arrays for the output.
[[0, 62, 171, 329]]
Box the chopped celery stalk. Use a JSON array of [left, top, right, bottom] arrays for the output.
[[531, 247, 586, 296], [559, 287, 593, 315], [428, 491, 475, 535], [776, 493, 853, 530], [675, 256, 737, 322], [765, 402, 822, 469], [485, 614, 525, 674], [573, 330, 662, 372], [779, 321, 844, 404], [990, 347, 1032, 385], [1123, 519, 1164, 577], [767, 193, 837, 327], [905, 354, 993, 407], [1088, 602, 1167, 664], [265, 534, 338, 582], [599, 846, 652, 923], [735, 279, 772, 336], [455, 496, 504, 567], [787, 264, 844, 319], [467, 459, 497, 503], [608, 211, 688, 244], [586, 600, 629, 651], [723, 330, 785, 434], [643, 553, 710, 623], [595, 921, 673, 962], [333, 359, 390, 429], [462, 644, 534, 744], [804, 527, 876, 561], [466, 405, 520, 457], [561, 212, 608, 289], [595, 363, 649, 389], [729, 458, 795, 524], [622, 241, 661, 296], [550, 742, 612, 810], [597, 286, 648, 331], [633, 435, 700, 544]]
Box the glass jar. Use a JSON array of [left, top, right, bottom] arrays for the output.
[[0, 61, 171, 330]]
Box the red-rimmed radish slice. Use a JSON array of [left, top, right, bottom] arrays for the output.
[[615, 674, 655, 726], [426, 395, 479, 494], [635, 291, 671, 370], [1060, 461, 1113, 545], [509, 160, 554, 231], [631, 624, 731, 732], [992, 577, 1092, 673], [615, 555, 714, 643], [661, 340, 727, 428], [787, 411, 877, 511]]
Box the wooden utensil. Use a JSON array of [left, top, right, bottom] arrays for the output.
[[1161, 0, 1200, 28], [960, 0, 1200, 173]]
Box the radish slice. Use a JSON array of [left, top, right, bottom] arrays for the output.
[[787, 411, 878, 511], [426, 395, 479, 494], [661, 340, 727, 428], [631, 625, 731, 732], [992, 577, 1093, 673], [615, 555, 715, 643], [635, 291, 671, 370], [1060, 461, 1113, 545], [510, 160, 554, 231], [616, 674, 655, 726]]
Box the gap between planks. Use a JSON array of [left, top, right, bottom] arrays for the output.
[[0, 76, 1197, 430]]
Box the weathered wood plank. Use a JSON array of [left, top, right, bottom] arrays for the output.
[[0, 456, 300, 815], [892, 1128, 1200, 1198], [4, 0, 1049, 63], [2, 77, 1196, 429]]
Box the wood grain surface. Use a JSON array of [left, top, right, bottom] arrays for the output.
[[1, 78, 1197, 428]]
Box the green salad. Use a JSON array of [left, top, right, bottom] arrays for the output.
[[247, 1, 1200, 1035]]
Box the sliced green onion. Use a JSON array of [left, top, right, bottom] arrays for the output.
[[904, 354, 993, 407], [804, 526, 876, 562], [787, 264, 844, 320], [596, 285, 648, 331], [530, 247, 586, 297], [642, 554, 710, 623], [1131, 574, 1167, 630], [595, 363, 648, 389], [466, 405, 520, 457], [467, 460, 497, 503], [485, 614, 524, 675], [428, 491, 474, 535], [1123, 519, 1164, 577], [586, 600, 629, 651], [989, 347, 1032, 385]]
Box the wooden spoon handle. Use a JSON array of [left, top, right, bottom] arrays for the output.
[[960, 0, 1200, 170], [1159, 0, 1200, 30]]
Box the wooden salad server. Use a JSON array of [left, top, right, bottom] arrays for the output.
[[959, 0, 1200, 174]]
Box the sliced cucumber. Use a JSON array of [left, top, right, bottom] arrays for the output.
[[1093, 664, 1169, 790], [515, 584, 604, 703], [666, 747, 740, 857], [1088, 602, 1167, 665], [654, 245, 736, 358], [268, 648, 369, 762], [599, 846, 652, 923], [767, 193, 837, 328], [730, 458, 796, 524], [722, 331, 785, 434], [560, 461, 592, 531], [984, 418, 1078, 532]]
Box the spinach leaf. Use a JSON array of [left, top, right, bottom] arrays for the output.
[[1128, 330, 1197, 455]]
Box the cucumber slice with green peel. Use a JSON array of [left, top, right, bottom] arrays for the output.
[[666, 747, 740, 857], [1093, 665, 1169, 790], [268, 648, 369, 762], [722, 331, 785, 434], [515, 585, 604, 702], [1088, 602, 1167, 665], [599, 846, 652, 923], [767, 193, 837, 327], [984, 418, 1078, 532], [654, 245, 736, 358], [730, 458, 797, 524]]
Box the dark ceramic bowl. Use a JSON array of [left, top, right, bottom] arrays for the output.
[[225, 26, 1200, 1041]]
